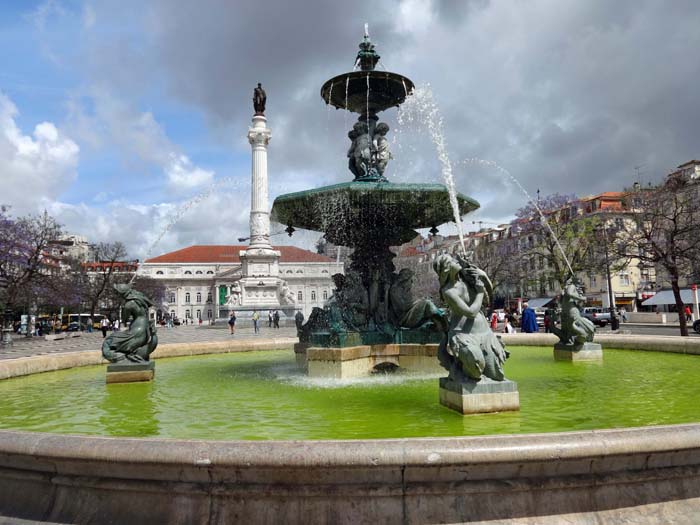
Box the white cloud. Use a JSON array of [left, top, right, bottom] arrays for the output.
[[66, 88, 215, 193], [0, 92, 79, 213], [82, 3, 96, 28]]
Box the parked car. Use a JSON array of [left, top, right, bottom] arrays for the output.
[[693, 319, 700, 334], [582, 307, 609, 327], [66, 322, 86, 332], [534, 309, 545, 327], [173, 318, 181, 326]]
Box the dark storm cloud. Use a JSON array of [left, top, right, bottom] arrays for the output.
[[90, 0, 700, 224]]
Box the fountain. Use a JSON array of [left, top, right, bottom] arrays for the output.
[[0, 29, 699, 525], [272, 31, 479, 380]]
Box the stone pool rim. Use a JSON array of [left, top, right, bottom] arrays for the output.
[[1, 333, 699, 523]]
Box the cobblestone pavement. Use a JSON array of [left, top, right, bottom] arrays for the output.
[[0, 324, 298, 361]]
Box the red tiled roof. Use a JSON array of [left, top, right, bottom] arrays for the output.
[[145, 245, 333, 264]]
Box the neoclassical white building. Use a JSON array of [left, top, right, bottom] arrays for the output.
[[138, 244, 343, 322]]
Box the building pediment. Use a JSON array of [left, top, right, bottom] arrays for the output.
[[216, 267, 242, 280]]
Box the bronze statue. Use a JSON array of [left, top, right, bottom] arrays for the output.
[[388, 268, 447, 331], [552, 279, 596, 346], [433, 254, 508, 382], [101, 284, 158, 363], [253, 83, 267, 115]]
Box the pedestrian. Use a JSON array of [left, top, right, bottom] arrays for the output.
[[228, 312, 236, 335], [113, 319, 120, 332], [503, 317, 515, 334], [490, 311, 498, 331], [521, 302, 538, 333], [268, 310, 273, 328], [273, 310, 280, 329], [86, 317, 93, 333], [198, 317, 202, 326], [684, 305, 692, 323], [543, 312, 551, 333], [620, 307, 628, 323], [252, 310, 260, 334], [100, 317, 110, 338]]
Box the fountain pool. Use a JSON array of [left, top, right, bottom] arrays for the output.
[[1, 346, 699, 440]]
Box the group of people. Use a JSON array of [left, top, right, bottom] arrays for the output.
[[486, 303, 541, 334], [227, 309, 282, 335]]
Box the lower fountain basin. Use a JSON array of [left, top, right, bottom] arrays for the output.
[[271, 181, 479, 246], [1, 335, 699, 524]]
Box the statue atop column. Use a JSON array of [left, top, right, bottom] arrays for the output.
[[253, 83, 267, 115]]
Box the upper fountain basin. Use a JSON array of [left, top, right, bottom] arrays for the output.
[[271, 181, 479, 247], [321, 71, 415, 115]]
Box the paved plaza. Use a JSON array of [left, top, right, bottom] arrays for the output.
[[0, 324, 298, 361]]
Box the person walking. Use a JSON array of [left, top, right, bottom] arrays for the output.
[[684, 305, 692, 323], [100, 317, 110, 338], [228, 312, 237, 335], [252, 310, 260, 334], [543, 312, 551, 333], [86, 317, 93, 333], [268, 310, 273, 328], [273, 310, 280, 329], [521, 302, 538, 333], [490, 311, 498, 331]]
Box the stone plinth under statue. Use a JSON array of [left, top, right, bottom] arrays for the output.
[[554, 341, 603, 362], [106, 361, 155, 384], [439, 377, 519, 414]]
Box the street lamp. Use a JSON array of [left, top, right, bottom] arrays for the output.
[[1, 307, 13, 347], [597, 226, 620, 331]]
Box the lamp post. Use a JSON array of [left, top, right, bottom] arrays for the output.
[[598, 226, 619, 331], [1, 307, 13, 347]]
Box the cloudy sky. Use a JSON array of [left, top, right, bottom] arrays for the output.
[[2, 0, 699, 259]]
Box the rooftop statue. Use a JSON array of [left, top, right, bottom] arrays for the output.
[[552, 278, 596, 346], [101, 284, 158, 363], [433, 254, 508, 382], [253, 83, 266, 115]]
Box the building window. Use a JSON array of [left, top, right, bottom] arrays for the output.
[[185, 292, 191, 303], [169, 292, 176, 303], [207, 292, 212, 303], [196, 270, 203, 275], [156, 270, 164, 275], [207, 310, 212, 319], [196, 310, 201, 319], [297, 291, 303, 301], [196, 292, 202, 303], [311, 291, 316, 301], [619, 272, 630, 287], [184, 270, 192, 275], [590, 276, 597, 288], [170, 310, 175, 318], [323, 290, 328, 300], [206, 271, 214, 274]]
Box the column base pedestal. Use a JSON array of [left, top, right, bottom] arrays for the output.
[[106, 361, 155, 384], [439, 377, 520, 415], [553, 342, 603, 362]]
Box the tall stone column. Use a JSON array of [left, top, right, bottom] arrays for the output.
[[247, 115, 273, 250], [239, 110, 283, 311]]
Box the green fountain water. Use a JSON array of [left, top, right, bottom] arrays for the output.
[[1, 347, 698, 440]]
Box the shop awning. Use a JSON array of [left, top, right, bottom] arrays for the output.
[[641, 289, 696, 306], [525, 297, 555, 309]]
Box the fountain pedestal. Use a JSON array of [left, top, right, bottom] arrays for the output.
[[296, 341, 443, 378], [439, 377, 520, 414], [554, 342, 603, 362], [105, 361, 155, 384]]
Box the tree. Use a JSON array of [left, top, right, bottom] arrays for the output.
[[0, 208, 62, 315], [82, 242, 128, 316], [618, 179, 700, 336], [513, 194, 606, 292]]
